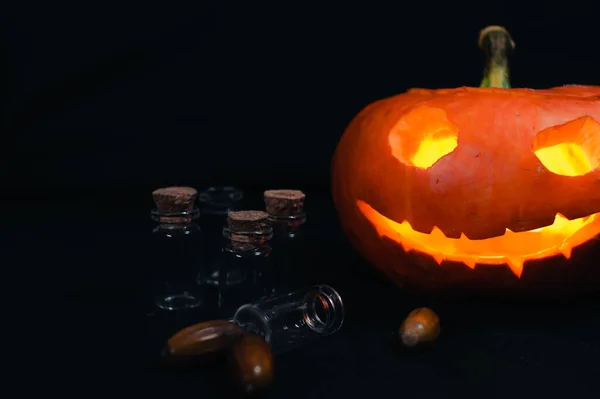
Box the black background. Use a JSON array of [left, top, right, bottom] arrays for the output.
[[5, 1, 600, 398], [3, 2, 599, 196]]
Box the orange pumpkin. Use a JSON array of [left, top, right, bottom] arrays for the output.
[[331, 26, 600, 296]]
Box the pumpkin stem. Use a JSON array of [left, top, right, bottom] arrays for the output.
[[478, 26, 515, 88]]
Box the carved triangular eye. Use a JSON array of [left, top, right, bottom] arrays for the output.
[[388, 106, 459, 169], [533, 116, 600, 176]]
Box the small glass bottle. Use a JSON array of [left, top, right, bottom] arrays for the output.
[[150, 187, 205, 311], [232, 284, 345, 355], [200, 210, 274, 315], [264, 189, 308, 294], [198, 186, 244, 216]]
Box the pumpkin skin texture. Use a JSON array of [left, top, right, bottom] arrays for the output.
[[331, 86, 600, 297]]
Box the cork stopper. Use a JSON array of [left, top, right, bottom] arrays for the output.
[[152, 186, 198, 224], [227, 210, 270, 232], [152, 186, 198, 213], [226, 210, 271, 247], [264, 189, 306, 217]]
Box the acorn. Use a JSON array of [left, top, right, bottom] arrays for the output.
[[162, 320, 243, 367], [228, 333, 274, 395], [398, 307, 441, 349]]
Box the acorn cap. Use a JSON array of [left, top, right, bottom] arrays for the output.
[[152, 186, 198, 213], [227, 210, 270, 232], [264, 189, 306, 217]]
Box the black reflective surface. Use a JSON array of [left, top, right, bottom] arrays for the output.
[[11, 190, 600, 398]]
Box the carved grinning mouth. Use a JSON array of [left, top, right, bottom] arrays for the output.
[[357, 200, 600, 278]]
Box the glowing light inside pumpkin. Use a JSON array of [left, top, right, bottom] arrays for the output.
[[389, 106, 459, 169], [363, 116, 600, 278], [535, 143, 596, 176], [358, 201, 600, 278], [533, 116, 600, 176], [411, 135, 458, 169]]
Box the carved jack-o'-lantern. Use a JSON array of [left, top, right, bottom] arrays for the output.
[[331, 26, 600, 295]]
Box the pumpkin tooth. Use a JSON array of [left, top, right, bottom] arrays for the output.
[[430, 253, 444, 265], [505, 256, 525, 278], [555, 213, 569, 222], [429, 226, 446, 238], [462, 258, 477, 270], [559, 245, 573, 259]]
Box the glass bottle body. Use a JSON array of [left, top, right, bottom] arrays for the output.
[[232, 284, 344, 355], [200, 240, 252, 288], [198, 186, 244, 216], [199, 226, 274, 316], [150, 209, 205, 311]]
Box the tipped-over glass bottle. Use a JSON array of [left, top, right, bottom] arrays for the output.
[[232, 284, 345, 355]]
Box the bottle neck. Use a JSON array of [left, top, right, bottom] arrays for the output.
[[151, 208, 200, 229], [268, 212, 307, 238], [223, 226, 273, 249], [302, 284, 345, 336], [231, 284, 345, 355]]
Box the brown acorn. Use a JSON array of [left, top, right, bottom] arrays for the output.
[[163, 320, 243, 365], [398, 307, 440, 349], [228, 334, 274, 394]]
